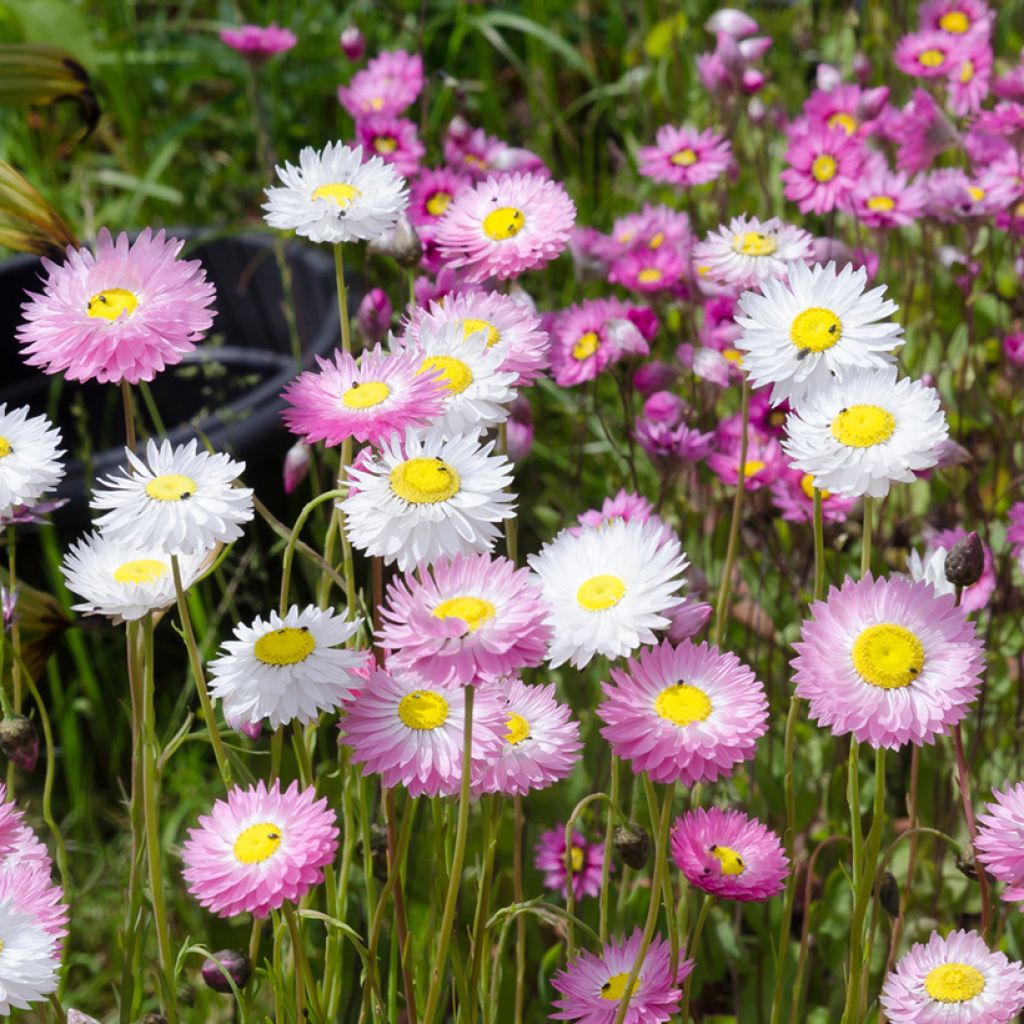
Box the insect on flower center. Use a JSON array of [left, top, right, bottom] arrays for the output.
[[374, 136, 397, 155], [113, 559, 168, 585], [866, 195, 896, 212], [390, 458, 461, 504], [637, 267, 663, 284], [733, 232, 777, 257], [939, 10, 970, 33], [600, 971, 639, 1002], [145, 473, 196, 502], [572, 331, 600, 361], [791, 307, 843, 352], [397, 690, 450, 730], [233, 822, 283, 864], [432, 595, 496, 632], [744, 459, 766, 478], [0, 437, 10, 459], [827, 112, 857, 135], [710, 844, 745, 875], [505, 712, 530, 745], [831, 404, 896, 448], [671, 147, 699, 166], [419, 355, 474, 394], [851, 623, 925, 689], [312, 182, 361, 209], [576, 574, 626, 611], [799, 474, 830, 501], [483, 206, 525, 241], [463, 318, 501, 347], [342, 380, 391, 410], [655, 684, 713, 727], [811, 155, 838, 183], [918, 48, 945, 68], [924, 962, 985, 1003], [426, 191, 452, 217], [87, 288, 138, 321], [254, 627, 316, 666]]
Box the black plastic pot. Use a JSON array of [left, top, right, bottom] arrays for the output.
[[0, 232, 350, 522]]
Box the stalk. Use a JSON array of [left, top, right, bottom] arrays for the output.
[[513, 794, 526, 1024], [680, 894, 713, 1022]]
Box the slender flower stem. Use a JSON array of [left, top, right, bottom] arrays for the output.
[[565, 793, 611, 958], [422, 685, 475, 1024], [600, 756, 619, 944], [333, 243, 353, 356], [860, 496, 874, 578], [121, 380, 137, 451], [171, 555, 232, 787], [680, 894, 713, 1022], [283, 901, 324, 1023], [953, 723, 992, 935], [6, 526, 21, 720], [278, 489, 347, 615], [513, 794, 526, 1024], [468, 795, 502, 1023]]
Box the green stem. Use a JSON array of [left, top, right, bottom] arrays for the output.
[[283, 901, 324, 1023], [333, 242, 352, 356], [600, 756, 619, 944], [121, 380, 137, 451], [860, 496, 874, 578], [278, 489, 347, 615], [467, 795, 502, 1024], [513, 794, 526, 1024], [680, 894, 713, 1022], [953, 723, 992, 935], [564, 793, 611, 959]]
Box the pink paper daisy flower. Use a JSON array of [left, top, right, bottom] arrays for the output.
[[444, 122, 509, 179], [894, 31, 967, 79], [549, 299, 654, 388], [574, 489, 674, 544], [534, 825, 606, 902], [880, 929, 1024, 1023], [801, 84, 890, 137], [473, 677, 582, 796], [337, 49, 423, 118], [671, 807, 788, 902], [1008, 502, 1024, 571], [356, 114, 425, 178], [925, 165, 1021, 220], [707, 427, 783, 492], [0, 867, 67, 951], [408, 167, 471, 231], [769, 466, 857, 525], [598, 639, 768, 786], [692, 215, 813, 290], [182, 780, 338, 918], [376, 553, 552, 687], [340, 669, 506, 797], [637, 125, 732, 188], [845, 168, 927, 228], [550, 930, 690, 1024], [608, 246, 686, 294], [895, 90, 959, 173], [597, 205, 692, 264], [947, 41, 992, 116], [219, 23, 296, 59], [781, 124, 865, 215], [976, 782, 1024, 908], [17, 228, 216, 385], [434, 173, 576, 283], [792, 574, 985, 749], [919, 0, 993, 38], [281, 344, 446, 448]]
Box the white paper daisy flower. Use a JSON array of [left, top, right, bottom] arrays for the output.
[[735, 261, 903, 406], [263, 142, 409, 245], [692, 214, 814, 289], [61, 532, 208, 622], [782, 367, 948, 498], [91, 439, 254, 556], [0, 404, 64, 523], [341, 427, 516, 572], [0, 898, 60, 1014], [208, 605, 366, 729], [528, 519, 689, 670]]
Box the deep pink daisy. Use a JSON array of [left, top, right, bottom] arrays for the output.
[[443, 122, 509, 179], [434, 173, 576, 283], [925, 166, 1020, 221], [919, 0, 993, 38], [894, 30, 967, 79], [473, 677, 581, 796], [976, 782, 1024, 908], [637, 125, 732, 188], [671, 807, 788, 902], [340, 669, 506, 797], [769, 466, 857, 525], [976, 102, 1024, 142], [598, 639, 768, 786], [801, 83, 890, 137], [597, 205, 692, 264], [408, 167, 471, 231], [947, 40, 993, 116], [281, 344, 445, 448], [706, 425, 783, 492], [845, 167, 927, 228], [549, 299, 653, 387], [219, 23, 296, 58], [182, 780, 339, 918], [337, 49, 423, 118], [608, 246, 686, 294], [550, 930, 690, 1024], [781, 124, 865, 215], [356, 114, 425, 178], [792, 574, 985, 749], [17, 228, 216, 385], [574, 489, 672, 541], [534, 825, 606, 902], [376, 553, 552, 687], [895, 89, 959, 172]]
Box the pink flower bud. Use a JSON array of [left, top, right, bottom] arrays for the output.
[[705, 8, 759, 37], [1004, 332, 1024, 367], [283, 441, 310, 496], [339, 26, 364, 61], [816, 63, 842, 92], [226, 713, 263, 742], [633, 360, 677, 396], [852, 52, 872, 86], [741, 67, 766, 94], [643, 391, 684, 426], [357, 288, 393, 345]]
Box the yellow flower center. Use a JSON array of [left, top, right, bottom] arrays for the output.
[[939, 10, 970, 33], [390, 458, 460, 504], [710, 844, 745, 875], [654, 683, 712, 727], [649, 231, 665, 250], [432, 595, 496, 632], [482, 206, 525, 241], [812, 155, 838, 183], [254, 627, 316, 666], [369, 97, 384, 111], [342, 380, 391, 410], [722, 348, 743, 367], [463, 318, 501, 347], [733, 232, 777, 257], [743, 459, 766, 478], [867, 195, 896, 212], [600, 972, 639, 1002], [426, 191, 452, 217], [827, 112, 857, 135], [924, 962, 985, 1003], [851, 623, 925, 689], [919, 48, 945, 68], [113, 559, 168, 585], [312, 182, 361, 209], [831, 404, 896, 448], [0, 437, 10, 459], [960, 59, 975, 83], [577, 574, 626, 611], [397, 690, 450, 730], [1016, 200, 1024, 218], [799, 474, 830, 501], [572, 331, 600, 361], [87, 288, 138, 321], [637, 267, 663, 284], [570, 846, 585, 872], [968, 186, 985, 202], [145, 473, 196, 502], [374, 136, 397, 155], [465, 153, 488, 170], [233, 822, 283, 864], [419, 355, 474, 395], [671, 147, 698, 166], [790, 307, 843, 352], [505, 712, 530, 745]]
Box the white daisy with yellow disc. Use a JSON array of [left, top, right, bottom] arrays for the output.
[[782, 367, 948, 498], [263, 141, 409, 245], [527, 518, 688, 670], [91, 438, 254, 556], [208, 605, 366, 729], [61, 532, 208, 623], [736, 261, 904, 406], [0, 896, 61, 1014], [0, 403, 65, 524]]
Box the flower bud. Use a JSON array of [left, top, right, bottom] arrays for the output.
[[68, 1012, 102, 1024], [705, 8, 759, 38], [368, 213, 423, 268], [339, 26, 364, 61], [613, 822, 651, 870], [1004, 332, 1024, 367], [282, 441, 310, 497], [225, 712, 263, 742], [852, 52, 872, 86], [356, 288, 393, 346], [945, 531, 985, 589], [0, 585, 16, 633], [0, 714, 38, 772], [202, 949, 252, 993], [643, 391, 684, 426], [816, 63, 841, 92], [877, 871, 900, 917]]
